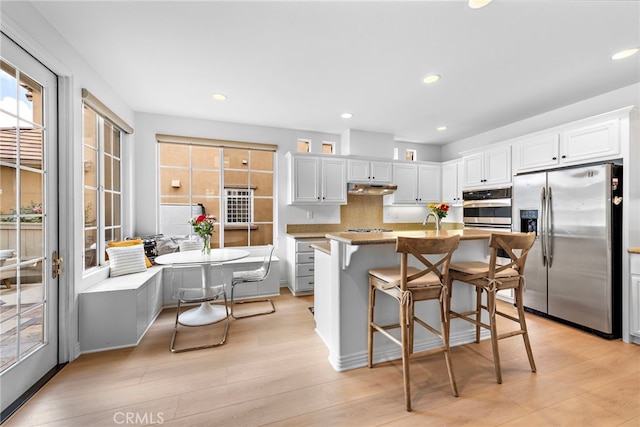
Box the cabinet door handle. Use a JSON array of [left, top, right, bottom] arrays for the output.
[[552, 157, 557, 160], [561, 155, 566, 159]]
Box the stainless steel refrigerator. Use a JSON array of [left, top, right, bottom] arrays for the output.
[[513, 163, 622, 338]]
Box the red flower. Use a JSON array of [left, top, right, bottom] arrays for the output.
[[428, 202, 450, 219], [196, 214, 206, 223]]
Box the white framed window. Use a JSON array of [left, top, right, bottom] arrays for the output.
[[157, 137, 276, 248], [297, 139, 311, 153], [321, 141, 335, 154], [82, 91, 132, 270]]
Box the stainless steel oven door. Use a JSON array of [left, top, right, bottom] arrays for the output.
[[462, 198, 512, 227]]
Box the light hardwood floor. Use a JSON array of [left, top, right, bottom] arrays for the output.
[[5, 288, 639, 426]]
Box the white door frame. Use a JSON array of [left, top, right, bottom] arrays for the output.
[[0, 21, 75, 364]]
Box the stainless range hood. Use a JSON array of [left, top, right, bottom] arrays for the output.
[[347, 183, 397, 195]]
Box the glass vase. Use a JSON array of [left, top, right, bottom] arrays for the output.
[[201, 234, 211, 255]]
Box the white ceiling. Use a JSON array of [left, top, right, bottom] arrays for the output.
[[30, 0, 640, 144]]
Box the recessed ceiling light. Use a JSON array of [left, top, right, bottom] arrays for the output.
[[611, 48, 639, 60], [423, 74, 441, 84], [468, 0, 493, 9], [212, 93, 227, 101], [437, 126, 448, 131], [341, 112, 353, 119]]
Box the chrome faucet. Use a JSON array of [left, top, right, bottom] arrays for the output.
[[423, 212, 440, 231]]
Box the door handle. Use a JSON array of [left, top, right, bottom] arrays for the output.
[[547, 186, 553, 268], [52, 250, 63, 279], [540, 187, 546, 267]]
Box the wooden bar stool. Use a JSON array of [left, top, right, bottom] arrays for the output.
[[368, 235, 460, 412], [447, 232, 536, 384]]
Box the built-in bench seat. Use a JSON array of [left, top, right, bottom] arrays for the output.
[[79, 266, 164, 353], [78, 256, 279, 353]]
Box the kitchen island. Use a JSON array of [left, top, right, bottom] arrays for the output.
[[314, 228, 495, 371]]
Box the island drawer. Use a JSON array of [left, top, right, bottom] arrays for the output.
[[295, 276, 315, 291], [287, 236, 328, 296], [296, 263, 315, 276], [296, 240, 325, 252], [296, 252, 315, 264]]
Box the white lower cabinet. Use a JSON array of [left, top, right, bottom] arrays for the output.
[[287, 237, 326, 295], [630, 253, 640, 340]]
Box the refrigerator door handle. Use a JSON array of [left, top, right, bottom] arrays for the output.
[[540, 187, 547, 266], [547, 186, 553, 268]]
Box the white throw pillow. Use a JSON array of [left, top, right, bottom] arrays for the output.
[[179, 239, 203, 252], [106, 245, 147, 277]]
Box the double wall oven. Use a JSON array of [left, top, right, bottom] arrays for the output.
[[462, 187, 512, 231]]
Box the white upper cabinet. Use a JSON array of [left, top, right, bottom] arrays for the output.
[[441, 159, 463, 205], [390, 162, 441, 204], [390, 163, 418, 204], [513, 117, 621, 174], [347, 159, 392, 183], [560, 118, 620, 164], [418, 164, 441, 202], [462, 145, 511, 189], [288, 153, 346, 205], [513, 133, 560, 172], [322, 157, 348, 203]]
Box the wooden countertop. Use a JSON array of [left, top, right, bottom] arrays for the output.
[[629, 247, 640, 254], [286, 232, 329, 239], [325, 228, 496, 245], [310, 242, 331, 255]]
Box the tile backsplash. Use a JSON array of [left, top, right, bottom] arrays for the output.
[[286, 195, 462, 233]]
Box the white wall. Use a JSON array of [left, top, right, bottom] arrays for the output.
[[395, 139, 442, 162], [340, 129, 394, 158]]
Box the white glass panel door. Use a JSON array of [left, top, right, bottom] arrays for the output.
[[0, 34, 59, 415]]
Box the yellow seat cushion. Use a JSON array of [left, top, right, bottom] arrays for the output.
[[369, 266, 442, 288], [107, 238, 152, 268], [449, 261, 518, 278]]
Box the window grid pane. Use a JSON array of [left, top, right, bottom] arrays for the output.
[[225, 189, 253, 224], [158, 142, 274, 246], [82, 104, 123, 271]]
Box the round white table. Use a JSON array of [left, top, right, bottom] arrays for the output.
[[155, 248, 250, 326]]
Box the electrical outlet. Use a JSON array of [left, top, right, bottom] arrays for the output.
[[307, 211, 313, 219]]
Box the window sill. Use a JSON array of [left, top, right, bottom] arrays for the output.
[[224, 224, 259, 230]]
